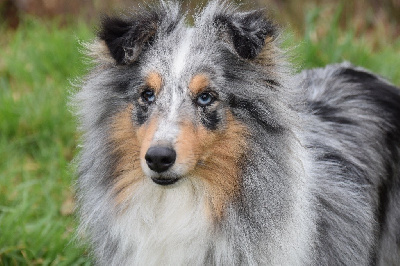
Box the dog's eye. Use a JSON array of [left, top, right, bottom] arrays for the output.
[[196, 92, 215, 106], [141, 89, 155, 104]]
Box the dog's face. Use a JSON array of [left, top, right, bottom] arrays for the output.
[[89, 2, 280, 217]]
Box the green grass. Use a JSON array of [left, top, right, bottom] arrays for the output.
[[0, 18, 93, 265], [0, 8, 399, 265], [294, 6, 400, 84]]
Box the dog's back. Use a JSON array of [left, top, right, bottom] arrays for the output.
[[298, 63, 400, 264], [74, 1, 400, 265]]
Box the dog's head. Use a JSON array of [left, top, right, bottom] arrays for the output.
[[83, 1, 284, 218]]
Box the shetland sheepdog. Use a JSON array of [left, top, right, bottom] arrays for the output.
[[73, 1, 400, 265]]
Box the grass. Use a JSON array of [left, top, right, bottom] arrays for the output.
[[0, 7, 399, 265], [294, 6, 400, 83], [0, 18, 93, 265]]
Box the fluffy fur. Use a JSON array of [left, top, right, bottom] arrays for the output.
[[73, 1, 400, 265]]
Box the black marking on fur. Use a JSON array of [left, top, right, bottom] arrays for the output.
[[377, 177, 390, 232], [340, 67, 378, 82], [134, 103, 150, 126], [376, 148, 399, 243], [201, 109, 220, 130], [99, 14, 159, 64], [114, 80, 131, 94], [317, 146, 370, 186], [309, 101, 355, 125], [99, 5, 179, 65], [338, 67, 400, 141], [228, 95, 284, 134], [264, 78, 280, 89], [214, 11, 276, 59]]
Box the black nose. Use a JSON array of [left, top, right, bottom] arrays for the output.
[[145, 146, 176, 173]]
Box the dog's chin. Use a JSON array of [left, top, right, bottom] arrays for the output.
[[151, 176, 180, 186]]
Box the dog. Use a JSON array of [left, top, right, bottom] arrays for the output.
[[73, 1, 400, 265]]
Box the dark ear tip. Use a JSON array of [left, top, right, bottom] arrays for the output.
[[98, 15, 130, 41], [262, 18, 278, 38], [214, 10, 278, 59], [96, 15, 133, 64], [97, 11, 161, 65]]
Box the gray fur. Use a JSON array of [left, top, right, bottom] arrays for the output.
[[73, 1, 400, 265]]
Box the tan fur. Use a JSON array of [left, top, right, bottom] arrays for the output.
[[85, 39, 115, 64], [175, 112, 248, 220], [137, 116, 159, 164], [146, 72, 163, 94], [110, 105, 159, 205], [188, 74, 210, 94], [111, 102, 247, 219], [253, 36, 283, 84]]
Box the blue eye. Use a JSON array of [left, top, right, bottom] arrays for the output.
[[141, 89, 155, 103], [196, 92, 214, 106]]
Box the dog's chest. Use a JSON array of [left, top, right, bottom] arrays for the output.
[[110, 181, 216, 265]]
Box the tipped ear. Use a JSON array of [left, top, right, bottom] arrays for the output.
[[214, 10, 277, 59], [98, 12, 160, 65]]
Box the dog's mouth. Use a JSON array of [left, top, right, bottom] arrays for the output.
[[151, 177, 180, 186]]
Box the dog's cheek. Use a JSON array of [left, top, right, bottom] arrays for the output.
[[194, 112, 249, 220], [174, 107, 224, 172], [109, 104, 144, 205], [108, 104, 161, 206]]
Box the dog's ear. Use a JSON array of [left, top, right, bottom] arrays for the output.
[[98, 12, 160, 65], [214, 10, 277, 60]]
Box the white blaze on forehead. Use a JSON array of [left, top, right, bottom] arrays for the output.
[[172, 28, 194, 78], [152, 96, 181, 144], [151, 29, 194, 145]]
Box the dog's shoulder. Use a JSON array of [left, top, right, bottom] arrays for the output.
[[298, 62, 400, 128]]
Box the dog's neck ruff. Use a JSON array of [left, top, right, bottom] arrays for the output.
[[107, 161, 314, 265], [110, 178, 215, 265]]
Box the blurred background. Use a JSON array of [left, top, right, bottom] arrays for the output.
[[0, 0, 399, 265]]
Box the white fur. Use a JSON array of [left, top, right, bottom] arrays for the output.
[[172, 29, 193, 78], [109, 178, 215, 265], [152, 90, 181, 144]]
